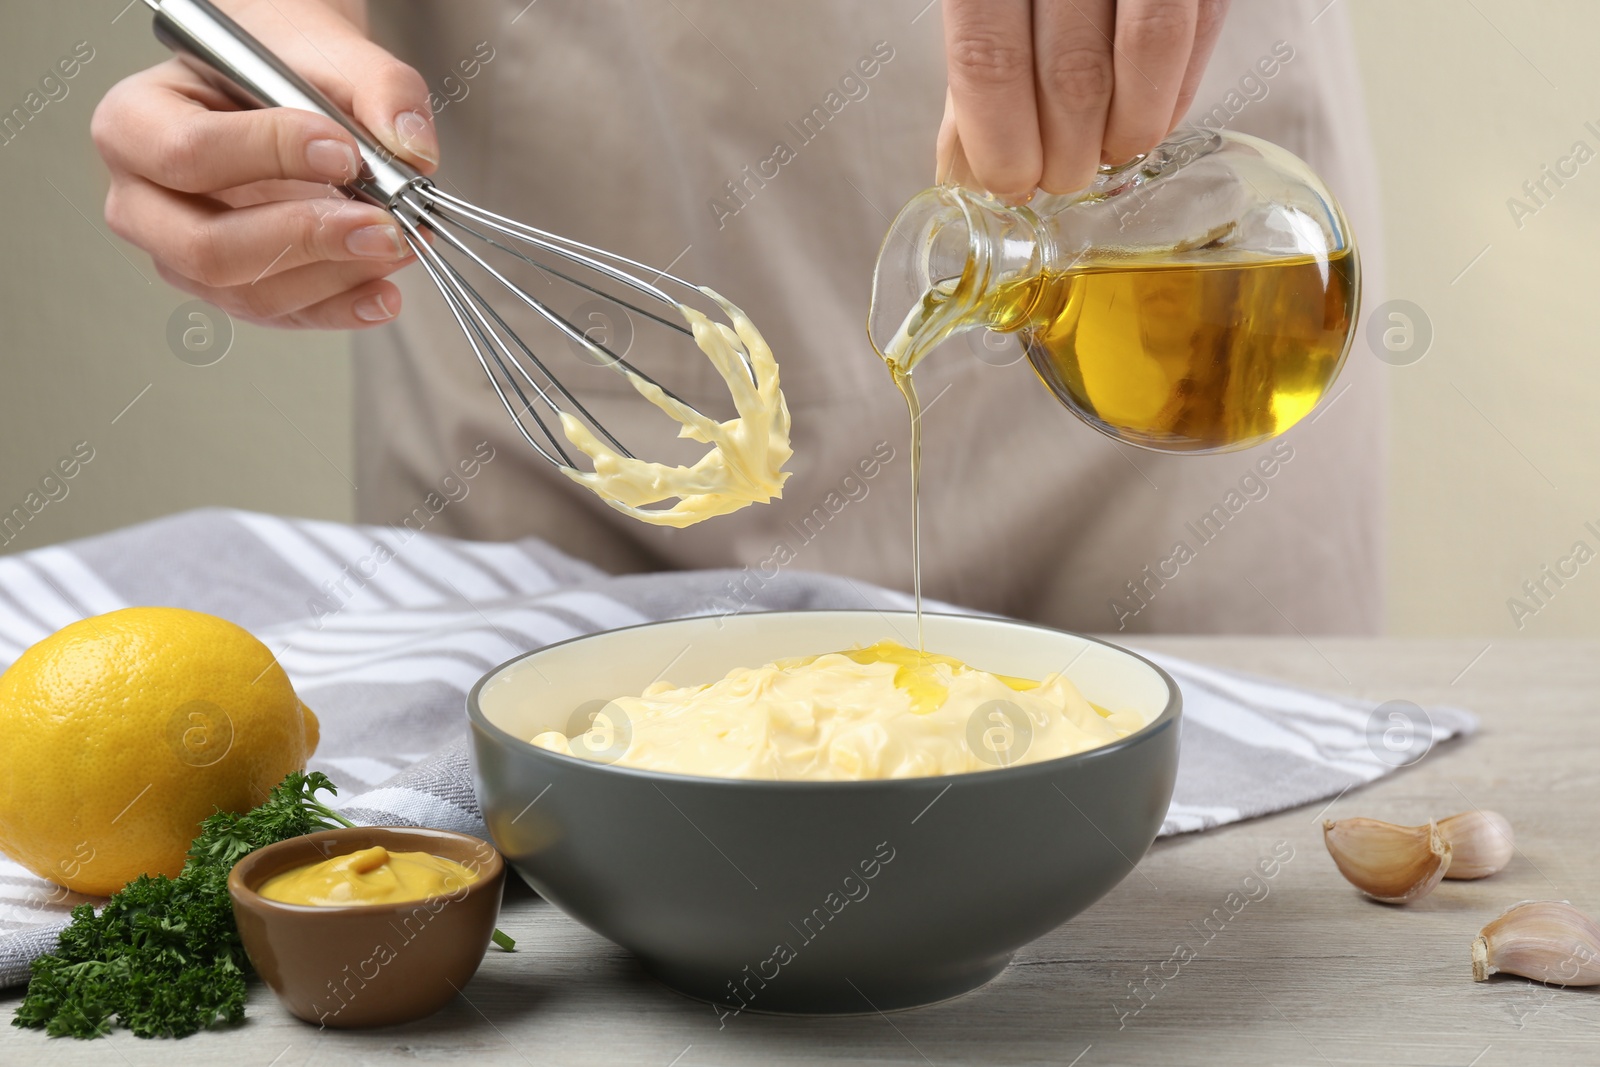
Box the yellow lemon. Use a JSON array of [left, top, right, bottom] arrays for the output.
[[0, 607, 319, 895]]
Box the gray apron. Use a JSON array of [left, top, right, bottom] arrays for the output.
[[358, 0, 1387, 635]]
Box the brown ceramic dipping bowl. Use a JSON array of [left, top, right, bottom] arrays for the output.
[[228, 826, 505, 1029]]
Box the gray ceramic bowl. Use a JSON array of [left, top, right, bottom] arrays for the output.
[[468, 610, 1179, 1015]]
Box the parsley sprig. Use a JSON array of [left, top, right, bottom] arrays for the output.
[[12, 771, 354, 1039]]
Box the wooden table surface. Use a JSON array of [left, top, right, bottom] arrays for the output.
[[4, 637, 1593, 1067]]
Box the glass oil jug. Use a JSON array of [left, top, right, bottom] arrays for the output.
[[868, 127, 1360, 454]]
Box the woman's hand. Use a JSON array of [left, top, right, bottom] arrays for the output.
[[91, 0, 437, 329], [937, 0, 1230, 200]]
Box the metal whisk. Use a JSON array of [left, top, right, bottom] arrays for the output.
[[144, 0, 743, 469]]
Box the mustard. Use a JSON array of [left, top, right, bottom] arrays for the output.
[[258, 845, 478, 907]]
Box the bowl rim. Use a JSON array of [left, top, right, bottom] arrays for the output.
[[465, 608, 1181, 791], [227, 825, 505, 917]]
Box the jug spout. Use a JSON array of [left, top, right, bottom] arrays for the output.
[[867, 186, 1044, 374]]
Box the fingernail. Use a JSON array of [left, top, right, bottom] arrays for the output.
[[306, 138, 359, 182], [346, 224, 404, 259], [354, 292, 396, 322], [392, 110, 439, 165]]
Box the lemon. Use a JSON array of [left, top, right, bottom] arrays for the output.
[[0, 607, 319, 895]]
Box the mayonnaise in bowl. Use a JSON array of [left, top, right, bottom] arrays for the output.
[[530, 640, 1145, 781]]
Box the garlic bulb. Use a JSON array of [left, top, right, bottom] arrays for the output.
[[1438, 810, 1514, 879], [1472, 900, 1600, 985], [1322, 817, 1451, 903]]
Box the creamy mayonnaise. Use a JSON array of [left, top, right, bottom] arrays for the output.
[[530, 641, 1144, 781], [558, 288, 792, 528]]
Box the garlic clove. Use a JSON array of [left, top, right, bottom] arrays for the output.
[[1438, 810, 1515, 879], [1322, 816, 1452, 903], [1472, 900, 1600, 985]]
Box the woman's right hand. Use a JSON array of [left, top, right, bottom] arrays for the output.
[[91, 0, 438, 329]]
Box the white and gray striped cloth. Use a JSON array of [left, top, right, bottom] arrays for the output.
[[0, 508, 1476, 986]]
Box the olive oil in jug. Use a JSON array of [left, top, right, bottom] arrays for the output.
[[869, 128, 1361, 642]]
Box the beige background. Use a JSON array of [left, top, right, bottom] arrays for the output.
[[1345, 0, 1600, 638], [0, 2, 353, 556], [0, 0, 1595, 637]]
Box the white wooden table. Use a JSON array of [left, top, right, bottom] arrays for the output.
[[4, 637, 1590, 1066]]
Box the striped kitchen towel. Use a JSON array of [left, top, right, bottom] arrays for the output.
[[0, 508, 1476, 986]]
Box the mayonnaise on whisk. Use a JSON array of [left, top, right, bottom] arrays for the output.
[[530, 640, 1145, 781], [557, 288, 792, 527]]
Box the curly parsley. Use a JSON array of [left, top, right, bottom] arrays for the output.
[[12, 771, 354, 1039]]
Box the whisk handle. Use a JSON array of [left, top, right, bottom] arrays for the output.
[[145, 0, 423, 207]]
